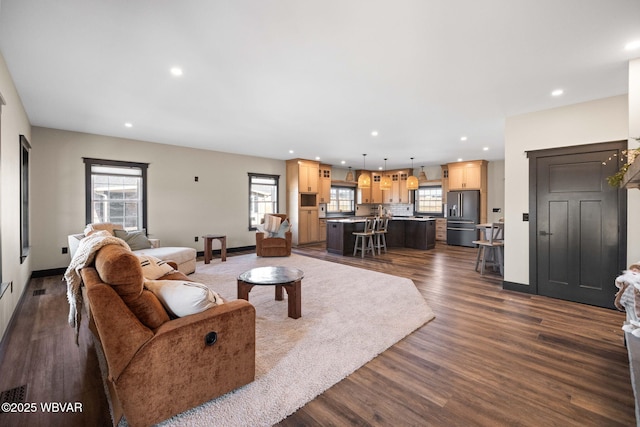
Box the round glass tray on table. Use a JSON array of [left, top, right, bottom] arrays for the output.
[[237, 266, 304, 318]]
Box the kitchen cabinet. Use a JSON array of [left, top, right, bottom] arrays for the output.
[[298, 209, 319, 244], [435, 218, 447, 242], [286, 159, 322, 246], [371, 172, 383, 203], [446, 160, 488, 224], [405, 220, 436, 249], [298, 160, 319, 193], [318, 164, 332, 203], [447, 161, 485, 190], [441, 165, 449, 204], [318, 218, 327, 242], [384, 169, 411, 203], [326, 218, 435, 255]]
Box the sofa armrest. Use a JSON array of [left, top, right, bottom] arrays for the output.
[[81, 268, 154, 381], [114, 300, 256, 425]]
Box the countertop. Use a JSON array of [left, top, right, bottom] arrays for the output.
[[326, 217, 436, 223]]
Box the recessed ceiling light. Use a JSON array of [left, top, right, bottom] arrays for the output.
[[371, 130, 378, 137], [457, 158, 463, 162], [289, 150, 294, 154], [315, 156, 321, 161], [460, 136, 467, 141], [483, 147, 489, 151], [124, 122, 133, 128], [625, 40, 640, 51], [341, 160, 346, 165], [378, 166, 383, 170], [551, 89, 564, 97], [170, 67, 183, 76]]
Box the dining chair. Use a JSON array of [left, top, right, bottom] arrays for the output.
[[353, 217, 377, 258], [472, 222, 504, 275]]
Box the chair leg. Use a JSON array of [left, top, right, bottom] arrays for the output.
[[353, 235, 360, 257], [497, 247, 504, 276], [475, 246, 482, 272], [380, 234, 387, 254], [480, 247, 487, 275]]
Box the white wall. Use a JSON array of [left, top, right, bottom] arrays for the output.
[[0, 51, 32, 341], [30, 127, 286, 271], [487, 160, 505, 223], [504, 94, 632, 287], [629, 58, 640, 264]]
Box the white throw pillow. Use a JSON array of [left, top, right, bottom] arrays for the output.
[[144, 279, 223, 318], [138, 255, 175, 280], [263, 215, 282, 234]]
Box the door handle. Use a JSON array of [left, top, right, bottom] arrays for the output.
[[539, 231, 553, 236]]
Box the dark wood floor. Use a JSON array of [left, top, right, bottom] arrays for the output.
[[0, 243, 635, 426]]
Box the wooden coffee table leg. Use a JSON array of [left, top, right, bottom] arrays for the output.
[[237, 280, 254, 301], [283, 280, 301, 319], [275, 285, 284, 301]]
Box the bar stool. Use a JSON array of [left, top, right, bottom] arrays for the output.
[[472, 223, 504, 275], [374, 217, 389, 255], [353, 217, 377, 258]]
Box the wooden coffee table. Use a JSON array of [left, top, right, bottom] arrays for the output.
[[237, 266, 304, 319]]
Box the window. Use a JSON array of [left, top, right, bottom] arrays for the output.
[[20, 135, 30, 263], [415, 185, 443, 215], [84, 158, 148, 231], [328, 186, 355, 214], [248, 173, 279, 230]]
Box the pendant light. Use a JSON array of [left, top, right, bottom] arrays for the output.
[[407, 157, 419, 190], [418, 165, 428, 183], [380, 158, 392, 190], [357, 154, 371, 189], [345, 166, 354, 182]]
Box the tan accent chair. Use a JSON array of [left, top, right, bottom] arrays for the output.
[[255, 213, 292, 257], [81, 244, 255, 427]]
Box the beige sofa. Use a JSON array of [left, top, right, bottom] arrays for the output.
[[69, 223, 197, 274]]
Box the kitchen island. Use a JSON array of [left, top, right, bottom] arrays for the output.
[[326, 217, 436, 255]]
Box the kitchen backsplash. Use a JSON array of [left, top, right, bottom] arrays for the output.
[[356, 203, 414, 217]]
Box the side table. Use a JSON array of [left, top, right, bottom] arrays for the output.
[[202, 234, 227, 264]]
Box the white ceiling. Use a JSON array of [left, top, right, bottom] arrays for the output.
[[1, 0, 639, 170]]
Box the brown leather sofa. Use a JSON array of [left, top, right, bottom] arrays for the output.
[[81, 244, 255, 427], [255, 213, 292, 257]]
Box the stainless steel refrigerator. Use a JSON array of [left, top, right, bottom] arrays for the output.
[[446, 190, 480, 247]]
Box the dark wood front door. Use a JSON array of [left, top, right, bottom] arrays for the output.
[[530, 141, 626, 308]]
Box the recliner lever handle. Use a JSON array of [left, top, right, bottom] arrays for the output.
[[205, 331, 218, 346]]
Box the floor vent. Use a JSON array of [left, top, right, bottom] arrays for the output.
[[0, 384, 27, 409], [32, 289, 46, 296]]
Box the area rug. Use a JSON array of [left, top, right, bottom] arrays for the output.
[[150, 253, 435, 426]]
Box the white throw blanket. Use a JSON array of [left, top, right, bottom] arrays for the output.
[[64, 230, 130, 343]]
